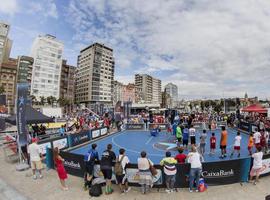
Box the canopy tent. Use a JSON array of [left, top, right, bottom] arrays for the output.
[[241, 104, 267, 114], [5, 105, 54, 125]]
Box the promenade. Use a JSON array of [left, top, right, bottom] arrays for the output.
[[0, 149, 269, 200]]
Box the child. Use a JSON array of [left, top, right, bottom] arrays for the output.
[[182, 125, 189, 150], [199, 130, 207, 156], [248, 133, 254, 156], [230, 131, 241, 158], [175, 147, 187, 164], [210, 133, 216, 155]]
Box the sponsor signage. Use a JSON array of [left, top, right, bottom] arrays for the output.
[[52, 138, 68, 150], [126, 123, 145, 130], [60, 151, 85, 177], [149, 123, 167, 130], [38, 142, 52, 155], [239, 121, 250, 132], [100, 127, 108, 136], [16, 83, 28, 146], [70, 130, 90, 147], [92, 129, 101, 138]]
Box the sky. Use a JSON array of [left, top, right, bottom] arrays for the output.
[[1, 0, 270, 100]]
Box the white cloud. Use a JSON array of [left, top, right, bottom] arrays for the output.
[[0, 0, 19, 15], [28, 0, 58, 18], [65, 0, 270, 99]]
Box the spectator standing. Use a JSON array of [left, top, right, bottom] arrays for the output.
[[189, 125, 196, 145], [253, 128, 261, 148], [248, 133, 254, 156], [219, 126, 228, 159], [250, 146, 263, 185], [187, 146, 202, 193], [84, 144, 99, 190], [199, 130, 207, 156], [176, 125, 183, 145], [137, 151, 153, 194], [175, 147, 187, 164], [160, 152, 177, 193], [230, 131, 242, 158], [28, 138, 43, 179], [182, 126, 189, 150], [115, 148, 131, 194], [53, 147, 68, 190], [100, 144, 116, 195]]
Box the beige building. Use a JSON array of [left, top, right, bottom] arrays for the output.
[[0, 58, 18, 113], [135, 74, 161, 104], [60, 60, 75, 104], [0, 22, 12, 70], [75, 43, 115, 107]]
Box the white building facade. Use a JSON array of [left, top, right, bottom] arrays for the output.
[[165, 83, 178, 107], [30, 34, 64, 99], [0, 22, 12, 66]]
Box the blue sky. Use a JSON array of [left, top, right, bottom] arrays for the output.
[[1, 0, 270, 99]]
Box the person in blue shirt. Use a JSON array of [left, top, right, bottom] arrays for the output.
[[182, 125, 189, 150], [172, 122, 178, 136], [59, 125, 65, 136], [84, 143, 99, 190]]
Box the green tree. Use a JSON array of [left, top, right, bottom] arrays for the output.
[[30, 95, 37, 105], [200, 101, 205, 111], [47, 96, 56, 106], [0, 85, 5, 95]]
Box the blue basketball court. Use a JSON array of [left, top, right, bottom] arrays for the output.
[[70, 128, 250, 164]]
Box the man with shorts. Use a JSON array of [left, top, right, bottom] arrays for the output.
[[176, 125, 183, 145], [28, 138, 43, 179], [182, 125, 189, 149], [189, 125, 196, 145], [100, 144, 116, 194], [116, 148, 131, 194], [230, 131, 241, 158], [219, 126, 228, 159], [253, 128, 261, 148], [84, 143, 99, 190]]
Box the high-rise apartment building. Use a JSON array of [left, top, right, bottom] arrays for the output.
[[60, 60, 75, 103], [165, 82, 178, 104], [0, 22, 12, 67], [30, 34, 64, 99], [113, 80, 124, 105], [17, 56, 34, 96], [0, 58, 18, 113], [135, 74, 161, 104], [75, 43, 115, 107]]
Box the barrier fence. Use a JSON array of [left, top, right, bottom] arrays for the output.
[[46, 148, 254, 188]]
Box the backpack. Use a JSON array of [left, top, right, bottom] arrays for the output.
[[89, 184, 102, 197], [114, 155, 125, 176]]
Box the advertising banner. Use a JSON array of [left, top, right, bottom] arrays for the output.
[[16, 83, 29, 146], [69, 130, 90, 147], [126, 123, 145, 130], [52, 138, 68, 150], [60, 151, 85, 177], [100, 127, 108, 136], [92, 129, 100, 139], [38, 142, 52, 155], [239, 121, 250, 132], [149, 123, 167, 130], [201, 158, 250, 185], [260, 154, 270, 176]]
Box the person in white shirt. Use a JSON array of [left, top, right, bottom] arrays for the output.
[[230, 131, 242, 158], [264, 130, 269, 153], [28, 138, 43, 179], [137, 151, 154, 194], [187, 146, 202, 192], [189, 125, 196, 145], [253, 128, 261, 147], [249, 146, 263, 185], [116, 148, 131, 194]]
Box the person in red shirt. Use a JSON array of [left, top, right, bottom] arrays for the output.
[[175, 147, 187, 164], [210, 132, 216, 156]]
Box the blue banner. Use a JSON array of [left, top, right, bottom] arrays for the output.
[[16, 83, 28, 146]]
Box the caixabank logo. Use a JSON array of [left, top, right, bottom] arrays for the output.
[[64, 160, 81, 170], [202, 169, 234, 178]]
